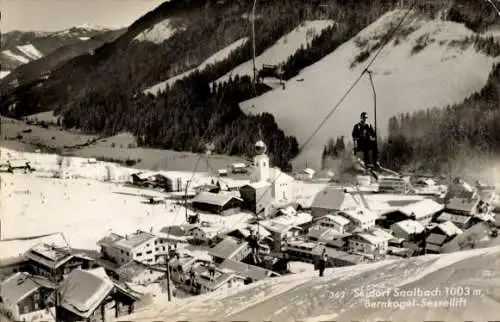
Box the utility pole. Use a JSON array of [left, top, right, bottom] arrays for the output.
[[164, 251, 172, 302]]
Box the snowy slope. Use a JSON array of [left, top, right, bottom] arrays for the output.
[[134, 19, 182, 44], [1, 50, 30, 64], [144, 38, 249, 95], [238, 10, 499, 169], [0, 71, 11, 79], [118, 246, 500, 322], [215, 20, 334, 84], [16, 44, 43, 60]]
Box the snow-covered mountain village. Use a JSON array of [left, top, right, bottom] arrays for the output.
[[1, 137, 499, 322], [4, 0, 500, 321]]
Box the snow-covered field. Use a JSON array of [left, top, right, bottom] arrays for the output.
[[1, 50, 30, 64], [239, 10, 500, 169], [118, 246, 500, 321], [144, 38, 249, 95], [133, 19, 183, 44], [215, 20, 334, 85], [16, 44, 43, 60]]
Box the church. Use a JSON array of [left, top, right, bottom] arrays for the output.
[[239, 140, 295, 214]]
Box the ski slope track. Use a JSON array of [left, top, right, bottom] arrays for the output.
[[16, 44, 43, 60], [144, 37, 249, 95], [117, 246, 500, 322], [1, 50, 30, 64], [215, 20, 335, 85], [239, 10, 500, 169]]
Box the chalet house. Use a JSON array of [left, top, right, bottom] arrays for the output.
[[218, 258, 279, 284], [207, 237, 252, 264], [0, 272, 55, 322], [425, 221, 463, 254], [270, 211, 313, 231], [260, 221, 302, 251], [191, 266, 246, 295], [337, 209, 378, 231], [115, 261, 164, 285], [25, 243, 95, 282], [98, 230, 166, 265], [191, 192, 242, 216], [390, 220, 425, 241], [315, 214, 352, 234], [306, 226, 339, 243], [435, 212, 475, 230], [346, 232, 389, 256], [284, 241, 322, 264], [227, 225, 271, 241], [188, 226, 226, 245], [445, 196, 481, 216], [239, 181, 273, 214], [296, 168, 316, 181], [311, 188, 358, 218], [383, 199, 444, 227], [57, 268, 139, 322]]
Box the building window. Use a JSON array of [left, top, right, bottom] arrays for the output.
[[146, 251, 152, 255], [136, 253, 142, 257], [146, 244, 150, 247]]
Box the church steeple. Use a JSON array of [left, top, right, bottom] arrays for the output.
[[252, 140, 270, 182]]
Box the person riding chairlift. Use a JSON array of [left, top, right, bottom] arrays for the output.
[[352, 112, 380, 171]]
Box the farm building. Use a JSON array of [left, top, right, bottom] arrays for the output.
[[191, 192, 242, 216], [445, 196, 482, 216], [239, 181, 273, 214], [311, 187, 358, 218], [208, 236, 252, 264], [382, 199, 444, 226], [390, 220, 425, 241]]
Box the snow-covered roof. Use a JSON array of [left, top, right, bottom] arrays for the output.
[[60, 268, 115, 318], [0, 233, 68, 260], [437, 212, 472, 225], [192, 191, 242, 207], [311, 187, 347, 210], [369, 228, 394, 241], [243, 181, 272, 189], [231, 163, 247, 168], [301, 168, 316, 175], [446, 196, 480, 213], [338, 209, 377, 224], [390, 219, 425, 235], [208, 237, 248, 260], [269, 167, 294, 183], [0, 272, 42, 304], [307, 226, 339, 241], [321, 214, 351, 226], [354, 233, 384, 245], [271, 212, 312, 227], [219, 258, 277, 281], [435, 221, 463, 237], [397, 198, 444, 219], [98, 231, 156, 252], [26, 243, 74, 269]]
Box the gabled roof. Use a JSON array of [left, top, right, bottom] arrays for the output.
[[260, 221, 301, 234], [0, 232, 68, 260], [437, 212, 472, 225], [26, 243, 74, 269], [208, 237, 249, 260], [352, 233, 384, 245], [271, 212, 312, 227], [397, 199, 444, 219], [97, 231, 156, 252], [307, 226, 338, 241], [369, 228, 394, 241], [426, 233, 447, 246], [338, 209, 377, 224], [311, 187, 347, 210], [446, 196, 480, 213], [60, 268, 114, 318], [434, 221, 463, 237], [0, 272, 41, 304], [390, 219, 425, 235], [192, 192, 242, 207], [320, 214, 351, 226], [218, 258, 277, 281]]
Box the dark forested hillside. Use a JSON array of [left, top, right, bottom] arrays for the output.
[[379, 63, 500, 174], [3, 0, 500, 172]]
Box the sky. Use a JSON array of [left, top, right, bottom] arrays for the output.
[[1, 0, 168, 32]]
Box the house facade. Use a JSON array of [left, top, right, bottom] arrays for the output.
[[98, 230, 165, 265], [239, 182, 273, 214], [346, 233, 388, 255], [207, 237, 252, 264], [191, 192, 242, 216], [337, 209, 377, 231], [315, 214, 352, 234], [390, 220, 425, 241]]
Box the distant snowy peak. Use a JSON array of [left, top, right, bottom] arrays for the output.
[[144, 37, 249, 95], [133, 19, 184, 44], [73, 23, 108, 31]]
